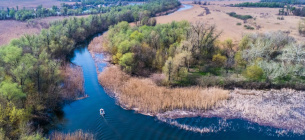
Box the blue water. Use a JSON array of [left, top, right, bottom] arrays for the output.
[[54, 5, 305, 140], [168, 4, 193, 15], [54, 40, 305, 140]]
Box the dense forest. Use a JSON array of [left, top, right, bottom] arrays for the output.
[[0, 0, 180, 139], [104, 21, 305, 89]]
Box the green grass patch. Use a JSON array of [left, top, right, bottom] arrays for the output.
[[227, 12, 253, 20]]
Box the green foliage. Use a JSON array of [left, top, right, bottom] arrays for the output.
[[244, 25, 255, 30], [0, 81, 26, 102], [234, 51, 247, 68], [227, 12, 253, 20], [236, 22, 242, 26], [238, 35, 250, 50], [119, 53, 134, 73], [163, 57, 174, 82], [106, 20, 192, 75], [232, 2, 285, 8], [0, 0, 181, 21], [212, 54, 227, 67], [244, 64, 264, 81], [299, 18, 305, 35], [0, 45, 22, 65]]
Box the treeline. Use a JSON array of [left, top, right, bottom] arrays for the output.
[[232, 2, 285, 8], [0, 0, 168, 21], [227, 12, 253, 20], [231, 1, 305, 17], [292, 7, 305, 16], [0, 3, 110, 21], [260, 0, 305, 5], [0, 0, 180, 139], [105, 21, 305, 89]]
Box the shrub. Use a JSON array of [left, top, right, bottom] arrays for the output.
[[244, 25, 255, 30], [119, 53, 134, 73], [212, 54, 227, 67], [227, 12, 253, 20], [277, 16, 284, 20], [236, 22, 242, 25], [299, 18, 305, 36], [244, 64, 264, 81]]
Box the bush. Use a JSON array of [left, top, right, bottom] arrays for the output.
[[277, 16, 284, 20], [244, 25, 255, 30], [227, 12, 253, 20], [299, 19, 305, 36], [236, 22, 242, 25], [244, 65, 264, 81], [212, 54, 227, 67]]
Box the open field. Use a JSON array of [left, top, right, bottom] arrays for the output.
[[157, 1, 305, 43], [0, 15, 88, 46], [1, 0, 305, 46], [0, 0, 74, 8]]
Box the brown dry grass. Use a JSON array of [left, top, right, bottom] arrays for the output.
[[156, 1, 305, 42], [88, 34, 105, 53], [0, 15, 89, 46], [50, 130, 94, 140], [98, 66, 229, 114], [60, 64, 84, 100]]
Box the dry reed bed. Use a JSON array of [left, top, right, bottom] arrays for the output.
[[98, 66, 229, 114], [60, 64, 84, 100], [88, 34, 106, 54], [158, 88, 305, 134], [50, 130, 94, 140]]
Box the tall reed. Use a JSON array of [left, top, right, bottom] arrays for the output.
[[50, 130, 94, 140], [98, 66, 229, 114]]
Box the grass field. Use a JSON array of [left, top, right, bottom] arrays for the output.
[[156, 1, 305, 43]]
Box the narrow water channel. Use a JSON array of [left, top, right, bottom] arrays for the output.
[[54, 5, 305, 140]]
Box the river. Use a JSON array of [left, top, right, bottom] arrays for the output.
[[54, 5, 305, 140]]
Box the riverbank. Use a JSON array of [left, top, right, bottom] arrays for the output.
[[87, 33, 229, 115], [87, 31, 305, 135], [98, 65, 229, 115]]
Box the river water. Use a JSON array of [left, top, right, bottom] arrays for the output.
[[54, 5, 305, 140]]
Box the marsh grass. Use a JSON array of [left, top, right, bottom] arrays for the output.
[[60, 64, 84, 100], [98, 66, 229, 114], [88, 35, 105, 54], [50, 130, 94, 140]]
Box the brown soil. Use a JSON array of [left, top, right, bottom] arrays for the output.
[[157, 1, 305, 43]]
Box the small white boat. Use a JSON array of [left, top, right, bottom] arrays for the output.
[[100, 108, 105, 116]]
